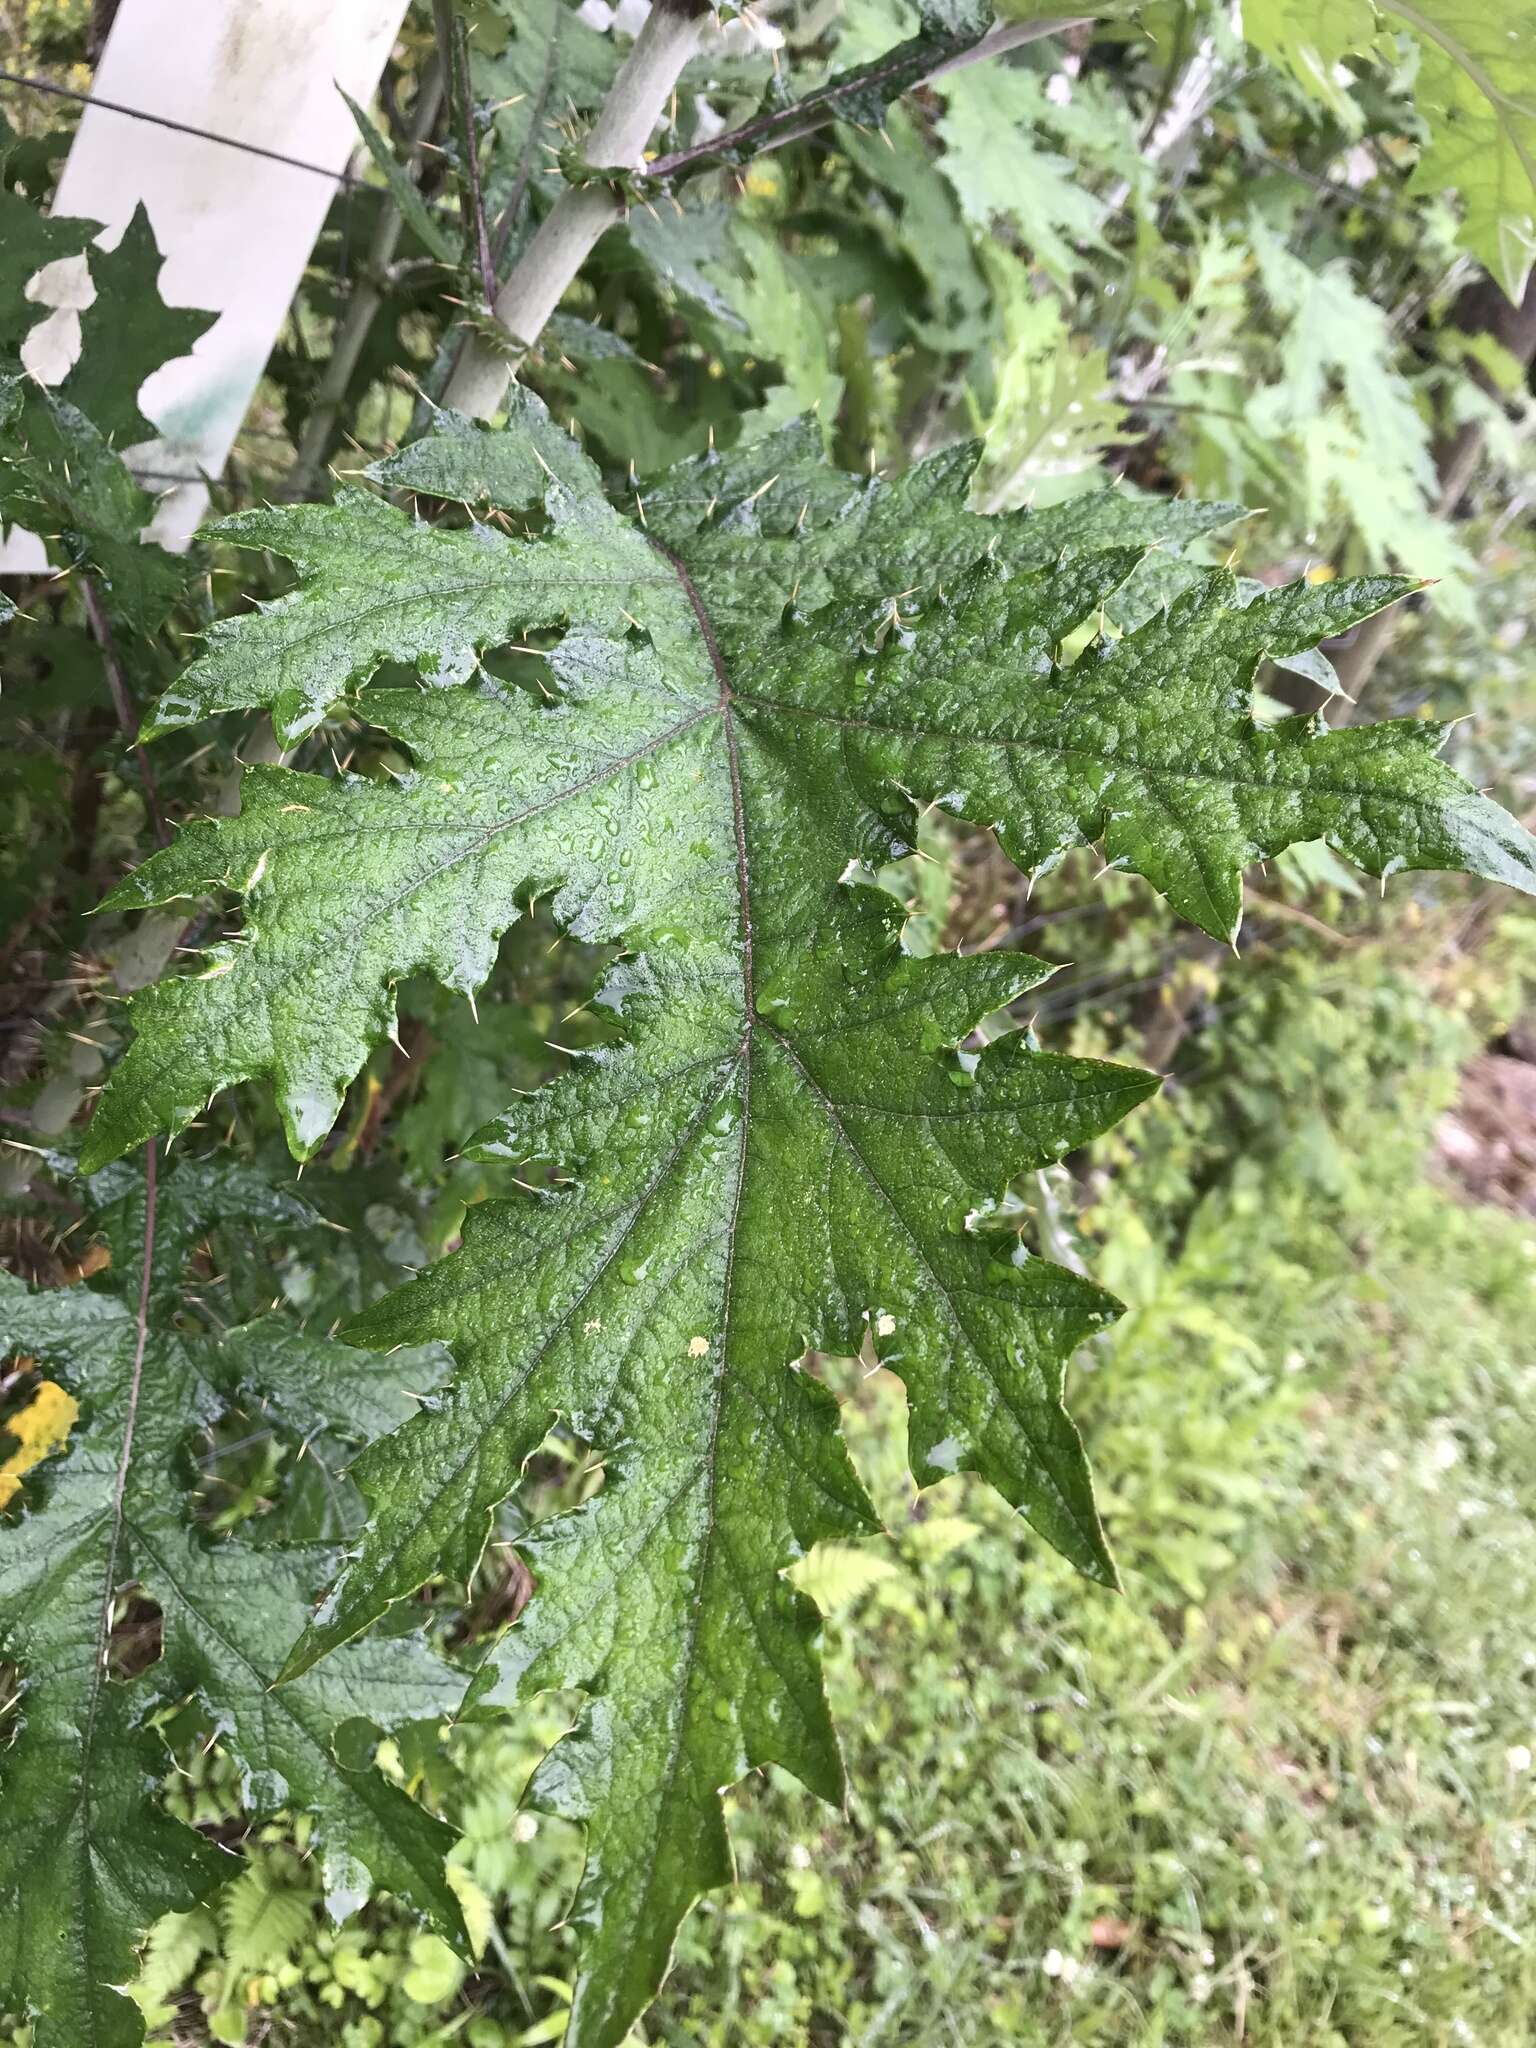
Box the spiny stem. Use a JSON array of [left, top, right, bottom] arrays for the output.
[[441, 0, 713, 420], [454, 14, 497, 310], [645, 18, 1086, 183], [91, 1135, 157, 1691], [439, 8, 1082, 422], [80, 574, 170, 850]]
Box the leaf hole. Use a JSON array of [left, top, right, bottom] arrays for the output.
[[107, 1583, 163, 1683]]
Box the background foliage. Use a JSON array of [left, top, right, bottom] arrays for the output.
[[3, 0, 1536, 2040]]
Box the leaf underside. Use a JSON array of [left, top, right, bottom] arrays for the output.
[[76, 401, 1536, 2048]]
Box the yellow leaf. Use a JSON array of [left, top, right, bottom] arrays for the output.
[[0, 1378, 80, 1508], [445, 1862, 495, 1962]]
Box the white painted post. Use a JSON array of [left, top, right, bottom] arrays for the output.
[[2, 0, 412, 567]]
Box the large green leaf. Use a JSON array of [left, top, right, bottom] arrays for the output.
[[0, 1166, 464, 2048], [77, 404, 1536, 2048]]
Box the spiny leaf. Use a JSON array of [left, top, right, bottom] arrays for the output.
[[148, 395, 697, 746], [0, 374, 189, 632], [641, 414, 1241, 617], [76, 1152, 320, 1314], [79, 403, 1536, 2048], [0, 1165, 465, 2048], [57, 203, 217, 448]]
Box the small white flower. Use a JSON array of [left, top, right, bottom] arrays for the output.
[[1506, 1744, 1532, 1774]]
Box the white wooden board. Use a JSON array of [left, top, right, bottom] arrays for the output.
[[2, 0, 411, 567]]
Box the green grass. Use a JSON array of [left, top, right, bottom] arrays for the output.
[[654, 1182, 1536, 2046], [650, 938, 1536, 2045]]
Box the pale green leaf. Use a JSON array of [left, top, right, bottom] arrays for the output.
[[1248, 219, 1476, 603], [936, 65, 1109, 288], [1390, 0, 1536, 300], [787, 1541, 903, 1613], [972, 285, 1132, 511], [1239, 0, 1380, 120], [218, 1865, 313, 1976]]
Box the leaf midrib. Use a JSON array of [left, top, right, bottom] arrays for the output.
[[729, 687, 1452, 812], [664, 539, 1117, 1576], [75, 1176, 159, 2022], [624, 542, 754, 1948]]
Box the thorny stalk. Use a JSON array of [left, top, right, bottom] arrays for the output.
[[442, 5, 1083, 421], [79, 574, 169, 850]]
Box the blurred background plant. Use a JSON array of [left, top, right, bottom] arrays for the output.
[[3, 0, 1535, 2038]]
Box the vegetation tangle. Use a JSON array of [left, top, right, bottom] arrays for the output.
[[2, 2, 1534, 2044]]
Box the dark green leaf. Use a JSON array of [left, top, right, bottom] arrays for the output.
[[58, 203, 217, 448], [0, 375, 189, 632], [340, 90, 458, 265], [77, 403, 1536, 2048], [0, 122, 97, 356], [0, 1164, 465, 2048]]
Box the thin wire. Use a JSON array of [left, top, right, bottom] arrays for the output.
[[0, 66, 358, 184], [126, 466, 216, 487]]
